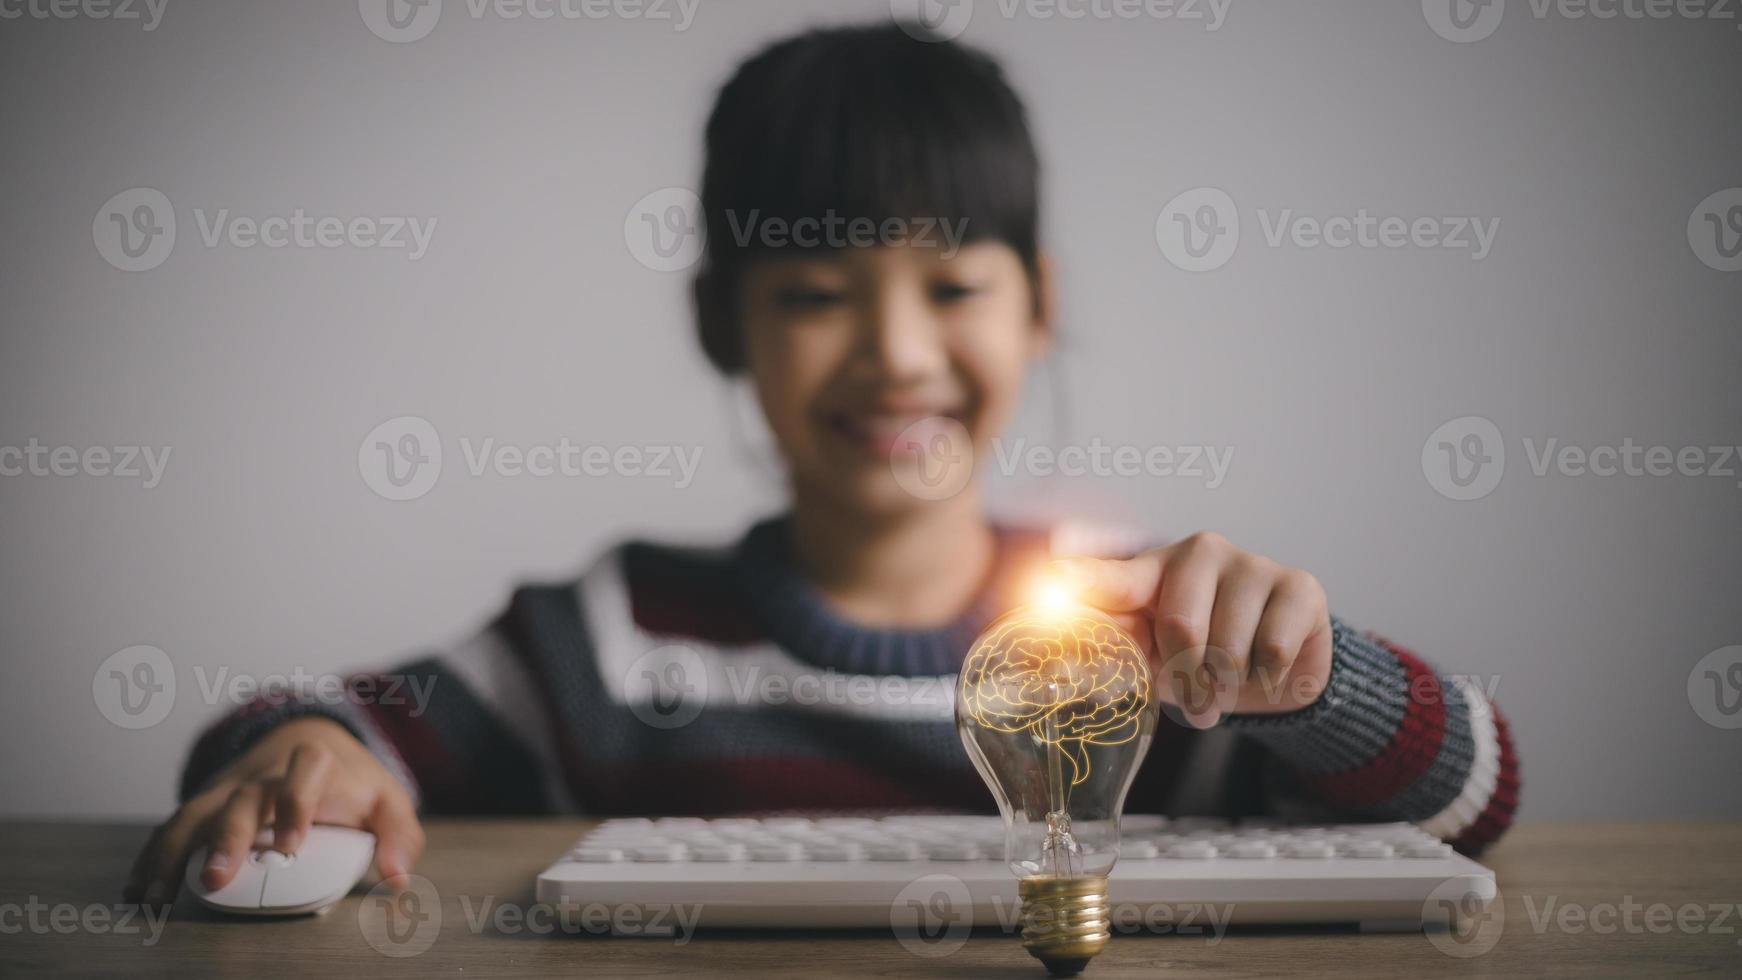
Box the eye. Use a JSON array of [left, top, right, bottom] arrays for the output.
[[773, 286, 845, 310], [930, 281, 981, 304]]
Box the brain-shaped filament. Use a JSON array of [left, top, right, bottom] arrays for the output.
[[959, 609, 1151, 786]]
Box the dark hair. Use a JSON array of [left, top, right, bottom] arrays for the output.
[[694, 22, 1044, 374]]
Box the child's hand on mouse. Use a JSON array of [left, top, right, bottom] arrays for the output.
[[123, 715, 423, 906], [1052, 532, 1334, 729]]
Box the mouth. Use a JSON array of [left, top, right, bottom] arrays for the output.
[[824, 408, 967, 459]]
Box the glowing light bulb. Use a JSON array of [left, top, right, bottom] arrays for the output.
[[956, 602, 1157, 976]]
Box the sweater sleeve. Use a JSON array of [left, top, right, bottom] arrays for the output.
[[177, 620, 565, 815], [1217, 618, 1520, 854]]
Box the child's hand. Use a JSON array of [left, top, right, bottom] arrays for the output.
[[1052, 532, 1333, 729], [123, 716, 423, 906]]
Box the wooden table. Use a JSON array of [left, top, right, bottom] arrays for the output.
[[2, 821, 1738, 978]]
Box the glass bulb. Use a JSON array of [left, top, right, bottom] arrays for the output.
[[956, 600, 1157, 975]]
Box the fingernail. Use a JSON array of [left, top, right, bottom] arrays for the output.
[[277, 829, 303, 853], [1048, 558, 1089, 581], [206, 851, 230, 871]]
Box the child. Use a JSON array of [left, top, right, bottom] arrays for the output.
[[125, 22, 1518, 906]]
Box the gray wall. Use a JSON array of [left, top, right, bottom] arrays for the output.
[[2, 0, 1738, 821]]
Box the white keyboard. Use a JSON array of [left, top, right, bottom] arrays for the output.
[[536, 814, 1495, 932]]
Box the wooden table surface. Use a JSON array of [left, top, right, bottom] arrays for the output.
[[2, 820, 1738, 978]]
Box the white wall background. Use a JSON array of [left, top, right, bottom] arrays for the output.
[[1, 0, 1738, 821]]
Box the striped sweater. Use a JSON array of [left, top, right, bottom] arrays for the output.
[[181, 516, 1520, 853]]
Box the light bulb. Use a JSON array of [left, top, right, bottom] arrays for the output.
[[956, 599, 1157, 976]]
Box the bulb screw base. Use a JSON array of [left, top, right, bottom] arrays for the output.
[[1017, 875, 1111, 976]]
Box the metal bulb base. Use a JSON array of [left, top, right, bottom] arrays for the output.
[[1018, 875, 1111, 976]]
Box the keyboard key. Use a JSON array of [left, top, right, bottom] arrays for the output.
[[1341, 841, 1395, 859], [750, 843, 804, 862], [868, 843, 924, 861], [814, 818, 878, 830], [631, 844, 687, 862], [569, 847, 624, 863], [1226, 841, 1277, 859], [925, 844, 982, 861], [1169, 817, 1230, 833], [689, 844, 749, 862], [1282, 841, 1336, 859], [1123, 815, 1170, 834], [1399, 841, 1454, 859], [803, 843, 865, 862], [1164, 841, 1218, 859], [1121, 841, 1160, 859]]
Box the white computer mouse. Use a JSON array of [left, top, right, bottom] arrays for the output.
[[185, 825, 376, 915]]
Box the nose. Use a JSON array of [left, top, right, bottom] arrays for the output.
[[858, 278, 948, 383]]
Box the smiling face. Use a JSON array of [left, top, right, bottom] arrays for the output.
[[738, 241, 1050, 517]]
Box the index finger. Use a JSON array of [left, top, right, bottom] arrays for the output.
[[1049, 552, 1165, 614]]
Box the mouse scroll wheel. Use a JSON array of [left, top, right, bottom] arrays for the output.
[[252, 850, 295, 868]]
